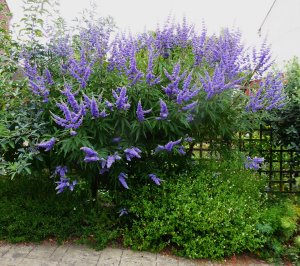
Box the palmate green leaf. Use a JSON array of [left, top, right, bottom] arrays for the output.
[[57, 135, 93, 159], [0, 123, 10, 137]]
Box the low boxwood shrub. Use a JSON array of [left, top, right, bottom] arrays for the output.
[[0, 176, 120, 247], [120, 158, 280, 259]]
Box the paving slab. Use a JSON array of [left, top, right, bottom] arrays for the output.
[[157, 254, 179, 266], [26, 244, 58, 259], [2, 244, 35, 260], [59, 245, 100, 266], [0, 243, 273, 266], [120, 249, 156, 266], [49, 245, 69, 262], [0, 244, 12, 257], [96, 247, 122, 266], [21, 257, 59, 266]]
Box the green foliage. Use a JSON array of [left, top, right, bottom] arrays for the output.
[[121, 158, 300, 262], [0, 102, 51, 178], [257, 197, 300, 264], [271, 57, 300, 150], [0, 176, 120, 247], [122, 158, 269, 259]]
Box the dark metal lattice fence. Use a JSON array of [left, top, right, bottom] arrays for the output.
[[193, 125, 300, 193]]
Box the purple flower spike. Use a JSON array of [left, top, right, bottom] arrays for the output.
[[156, 139, 182, 153], [52, 166, 68, 178], [245, 156, 265, 170], [100, 109, 109, 118], [149, 174, 161, 185], [178, 146, 186, 155], [37, 137, 56, 152], [163, 63, 182, 97], [124, 147, 142, 161], [157, 99, 169, 120], [62, 84, 80, 113], [44, 68, 54, 85], [127, 49, 144, 85], [69, 180, 77, 191], [164, 139, 182, 151], [105, 100, 114, 111], [80, 147, 98, 157], [182, 101, 198, 111], [90, 97, 100, 118], [146, 47, 160, 86], [80, 147, 100, 162], [136, 100, 151, 122], [113, 87, 131, 110], [84, 156, 100, 162], [55, 177, 77, 194], [52, 101, 84, 131], [118, 172, 129, 189], [106, 153, 122, 168]]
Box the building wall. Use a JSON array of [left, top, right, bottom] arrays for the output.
[[0, 0, 11, 31]]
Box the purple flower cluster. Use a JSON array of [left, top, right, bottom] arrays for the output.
[[51, 85, 85, 134], [161, 66, 200, 113], [44, 68, 54, 85], [192, 23, 207, 66], [250, 41, 273, 76], [112, 87, 131, 110], [79, 23, 111, 62], [83, 94, 108, 118], [100, 153, 121, 169], [55, 177, 77, 194], [146, 46, 160, 86], [107, 34, 128, 72], [149, 174, 161, 185], [246, 73, 286, 112], [126, 49, 144, 85], [52, 101, 84, 133], [80, 147, 100, 162], [37, 137, 56, 152], [176, 72, 199, 104], [136, 101, 151, 122], [50, 35, 73, 58], [245, 156, 265, 170], [118, 172, 129, 189], [61, 85, 81, 112], [157, 99, 169, 120], [52, 166, 68, 178], [155, 139, 182, 153], [154, 17, 194, 55], [163, 63, 182, 97], [23, 59, 50, 102], [124, 147, 142, 161], [200, 65, 244, 99], [67, 48, 93, 88]]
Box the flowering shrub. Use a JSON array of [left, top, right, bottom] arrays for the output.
[[18, 18, 286, 195]]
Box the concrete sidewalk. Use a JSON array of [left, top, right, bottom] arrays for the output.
[[0, 243, 271, 266]]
